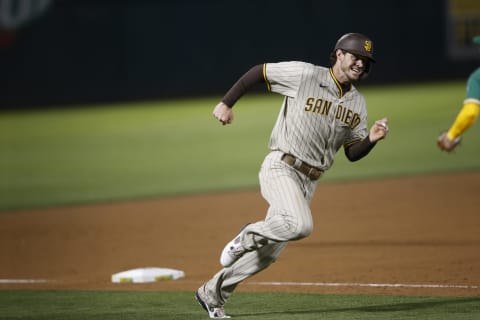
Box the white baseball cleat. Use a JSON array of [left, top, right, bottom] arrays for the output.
[[220, 225, 249, 267], [195, 290, 231, 319]]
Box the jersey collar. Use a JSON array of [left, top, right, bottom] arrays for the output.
[[329, 68, 352, 98]]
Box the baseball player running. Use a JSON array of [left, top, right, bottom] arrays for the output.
[[195, 33, 389, 319], [437, 35, 480, 152]]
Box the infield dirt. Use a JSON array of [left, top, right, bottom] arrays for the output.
[[1, 171, 479, 297]]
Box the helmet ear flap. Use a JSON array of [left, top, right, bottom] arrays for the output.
[[361, 61, 372, 80]]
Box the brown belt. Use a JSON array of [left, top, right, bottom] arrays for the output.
[[281, 154, 323, 181]]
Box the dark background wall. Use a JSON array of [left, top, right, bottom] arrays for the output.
[[1, 0, 479, 108]]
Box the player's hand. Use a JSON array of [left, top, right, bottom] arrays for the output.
[[213, 102, 234, 125], [437, 131, 461, 152], [369, 117, 389, 142]]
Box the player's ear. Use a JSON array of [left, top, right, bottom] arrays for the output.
[[330, 49, 342, 66]]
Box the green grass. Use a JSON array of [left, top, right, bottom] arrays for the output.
[[0, 290, 479, 320], [1, 81, 480, 317], [1, 80, 479, 210], [327, 81, 480, 180]]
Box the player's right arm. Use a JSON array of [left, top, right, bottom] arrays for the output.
[[212, 64, 265, 125], [213, 102, 234, 125]]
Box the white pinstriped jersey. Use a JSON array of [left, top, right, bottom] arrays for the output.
[[264, 61, 369, 170]]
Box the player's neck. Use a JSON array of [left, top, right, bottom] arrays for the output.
[[329, 67, 352, 96]]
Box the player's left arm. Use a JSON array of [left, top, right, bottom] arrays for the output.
[[446, 100, 480, 140], [344, 118, 389, 161], [437, 68, 480, 151]]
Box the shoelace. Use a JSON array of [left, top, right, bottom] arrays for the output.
[[229, 237, 245, 256]]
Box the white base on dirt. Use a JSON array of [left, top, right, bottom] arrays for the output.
[[111, 267, 185, 283]]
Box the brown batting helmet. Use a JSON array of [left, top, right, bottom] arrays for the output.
[[330, 33, 376, 78], [334, 33, 375, 62]]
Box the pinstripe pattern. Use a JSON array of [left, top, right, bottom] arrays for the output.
[[202, 152, 317, 306], [266, 61, 368, 170], [201, 61, 371, 310]]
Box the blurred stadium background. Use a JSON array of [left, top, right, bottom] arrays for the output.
[[1, 0, 479, 108], [1, 0, 480, 211], [1, 4, 480, 317]]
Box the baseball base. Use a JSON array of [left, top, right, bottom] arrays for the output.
[[111, 267, 185, 283]]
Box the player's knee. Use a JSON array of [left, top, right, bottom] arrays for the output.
[[295, 222, 313, 239], [271, 208, 313, 240], [287, 215, 313, 240]]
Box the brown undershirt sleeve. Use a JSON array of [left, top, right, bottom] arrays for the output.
[[221, 64, 265, 108], [344, 137, 377, 161]]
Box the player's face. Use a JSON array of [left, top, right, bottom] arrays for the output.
[[337, 51, 367, 82]]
